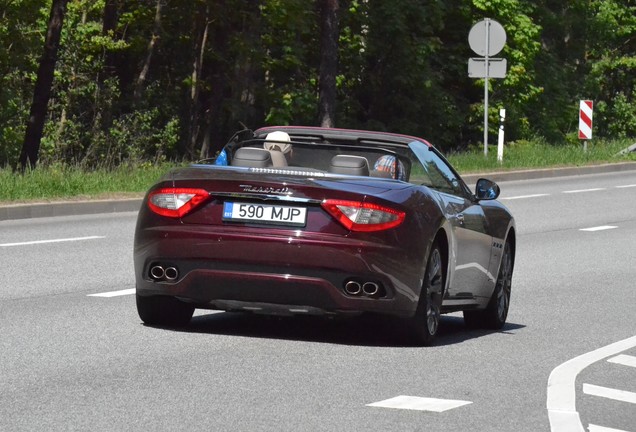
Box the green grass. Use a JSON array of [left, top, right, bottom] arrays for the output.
[[0, 163, 177, 203], [447, 138, 636, 174], [1, 139, 635, 203]]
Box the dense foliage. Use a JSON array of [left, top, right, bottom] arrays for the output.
[[1, 0, 635, 168]]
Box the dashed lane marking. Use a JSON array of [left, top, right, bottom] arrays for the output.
[[366, 395, 472, 412], [579, 226, 618, 232], [501, 193, 550, 200], [562, 188, 606, 194], [583, 384, 636, 405], [499, 184, 635, 201], [0, 236, 105, 247], [88, 288, 135, 297]]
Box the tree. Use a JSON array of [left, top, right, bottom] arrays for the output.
[[19, 0, 70, 171], [584, 0, 636, 138], [0, 0, 45, 167], [318, 0, 340, 128], [133, 0, 163, 104]]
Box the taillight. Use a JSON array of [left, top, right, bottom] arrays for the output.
[[147, 188, 210, 218], [321, 199, 405, 232]]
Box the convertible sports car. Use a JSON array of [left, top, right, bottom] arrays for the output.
[[134, 126, 515, 345]]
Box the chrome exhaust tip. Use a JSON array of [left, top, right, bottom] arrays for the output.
[[362, 282, 380, 296], [344, 280, 362, 296], [150, 265, 165, 280], [164, 267, 179, 281]]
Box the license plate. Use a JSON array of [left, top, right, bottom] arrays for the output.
[[223, 201, 307, 227]]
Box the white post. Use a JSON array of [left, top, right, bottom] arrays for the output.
[[497, 108, 505, 163], [483, 18, 490, 157]]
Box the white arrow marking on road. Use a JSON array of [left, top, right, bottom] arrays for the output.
[[608, 354, 636, 368], [588, 424, 631, 432], [367, 395, 472, 412], [0, 236, 105, 247], [546, 335, 636, 432], [579, 226, 617, 232], [88, 288, 135, 297], [583, 383, 636, 404]]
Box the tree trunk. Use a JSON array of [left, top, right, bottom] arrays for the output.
[[101, 0, 120, 80], [19, 0, 70, 171], [318, 0, 339, 128], [134, 0, 163, 104], [190, 4, 210, 158], [96, 0, 120, 135]]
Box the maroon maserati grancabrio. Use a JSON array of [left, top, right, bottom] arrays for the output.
[[134, 126, 516, 345]]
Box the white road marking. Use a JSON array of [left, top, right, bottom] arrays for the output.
[[588, 424, 631, 432], [562, 188, 606, 194], [608, 354, 636, 368], [88, 288, 135, 298], [615, 184, 636, 189], [583, 383, 636, 404], [501, 193, 550, 200], [366, 395, 472, 412], [579, 226, 618, 232], [546, 335, 636, 432], [0, 236, 105, 247]]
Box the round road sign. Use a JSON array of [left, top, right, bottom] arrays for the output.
[[468, 19, 506, 57]]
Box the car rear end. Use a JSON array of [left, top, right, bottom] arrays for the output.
[[134, 166, 436, 318]]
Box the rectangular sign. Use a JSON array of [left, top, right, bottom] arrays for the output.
[[223, 201, 307, 227], [578, 100, 593, 140], [468, 57, 507, 78]]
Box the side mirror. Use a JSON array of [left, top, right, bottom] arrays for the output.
[[475, 178, 500, 200]]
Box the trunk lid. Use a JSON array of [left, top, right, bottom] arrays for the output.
[[172, 165, 410, 234]]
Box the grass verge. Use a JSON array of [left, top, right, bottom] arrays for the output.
[[1, 139, 635, 203], [447, 138, 635, 173], [0, 163, 177, 203]]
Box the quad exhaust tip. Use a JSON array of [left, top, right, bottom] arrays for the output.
[[149, 265, 179, 282], [164, 267, 179, 280], [150, 265, 165, 280], [362, 282, 379, 296], [344, 281, 362, 296], [344, 280, 385, 298]]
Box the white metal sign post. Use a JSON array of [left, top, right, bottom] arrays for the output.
[[497, 108, 506, 162], [468, 19, 507, 156]]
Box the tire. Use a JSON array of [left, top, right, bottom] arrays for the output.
[[405, 242, 444, 346], [136, 294, 195, 327], [464, 239, 513, 329]]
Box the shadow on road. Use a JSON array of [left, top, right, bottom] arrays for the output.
[[150, 311, 525, 348]]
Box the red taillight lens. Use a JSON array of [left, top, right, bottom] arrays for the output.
[[147, 188, 210, 218], [321, 199, 405, 232]]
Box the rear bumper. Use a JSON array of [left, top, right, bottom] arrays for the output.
[[134, 226, 424, 318], [136, 268, 411, 316]]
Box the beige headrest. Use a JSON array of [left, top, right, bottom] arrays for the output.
[[264, 131, 292, 154]]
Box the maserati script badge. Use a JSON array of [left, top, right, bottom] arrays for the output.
[[239, 184, 291, 195]]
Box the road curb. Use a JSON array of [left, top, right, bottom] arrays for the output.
[[460, 161, 636, 184], [2, 162, 636, 221], [0, 198, 142, 221]]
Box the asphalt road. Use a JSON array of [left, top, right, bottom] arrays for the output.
[[1, 170, 635, 431]]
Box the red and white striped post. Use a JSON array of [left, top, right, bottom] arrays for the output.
[[578, 100, 593, 152]]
